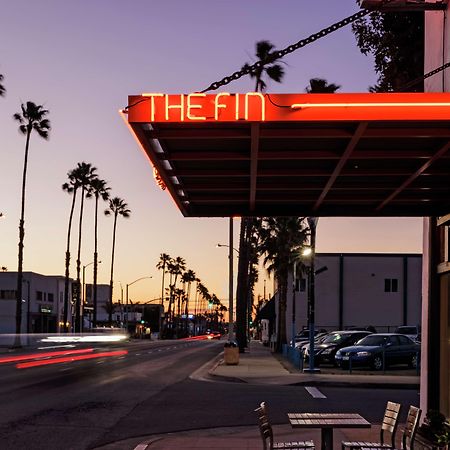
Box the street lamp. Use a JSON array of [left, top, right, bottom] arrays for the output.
[[22, 279, 30, 333], [125, 276, 152, 330], [303, 217, 320, 374], [82, 260, 101, 332], [216, 243, 239, 254], [218, 223, 236, 342]]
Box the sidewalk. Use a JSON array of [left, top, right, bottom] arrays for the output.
[[97, 340, 418, 450], [209, 340, 420, 388]]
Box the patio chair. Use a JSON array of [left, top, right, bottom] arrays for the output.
[[255, 402, 315, 450], [342, 401, 402, 450], [343, 405, 422, 450]]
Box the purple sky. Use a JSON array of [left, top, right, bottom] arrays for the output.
[[0, 1, 422, 303]]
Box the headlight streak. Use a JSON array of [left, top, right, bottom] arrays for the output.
[[0, 348, 95, 364], [16, 350, 128, 369]]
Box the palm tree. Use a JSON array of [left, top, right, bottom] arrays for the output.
[[62, 165, 83, 332], [258, 217, 308, 352], [306, 78, 341, 94], [237, 40, 285, 350], [183, 269, 196, 317], [242, 40, 284, 92], [0, 73, 5, 97], [88, 177, 110, 328], [13, 101, 50, 336], [156, 253, 172, 305], [73, 162, 97, 332], [105, 197, 130, 325]]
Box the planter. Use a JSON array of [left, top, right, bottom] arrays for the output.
[[224, 345, 239, 365]]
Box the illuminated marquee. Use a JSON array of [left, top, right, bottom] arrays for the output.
[[139, 92, 265, 122], [126, 92, 450, 123]]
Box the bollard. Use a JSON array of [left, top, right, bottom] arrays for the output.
[[349, 354, 352, 374]]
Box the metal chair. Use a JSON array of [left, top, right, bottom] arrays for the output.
[[255, 402, 315, 450], [342, 401, 402, 450], [343, 405, 422, 450]]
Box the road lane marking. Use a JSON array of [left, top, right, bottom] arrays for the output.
[[134, 444, 148, 450], [305, 387, 326, 398]]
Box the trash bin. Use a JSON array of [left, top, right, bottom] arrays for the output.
[[223, 341, 239, 365]]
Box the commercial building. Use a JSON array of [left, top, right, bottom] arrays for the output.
[[0, 271, 70, 333], [279, 253, 422, 342]]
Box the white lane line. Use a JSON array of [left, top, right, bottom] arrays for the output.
[[134, 444, 148, 450], [135, 353, 141, 356], [305, 387, 326, 398], [59, 367, 72, 372], [147, 351, 153, 354]]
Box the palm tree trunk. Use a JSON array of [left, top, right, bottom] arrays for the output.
[[109, 213, 118, 325], [15, 128, 31, 338], [236, 217, 251, 351], [276, 272, 288, 352], [64, 190, 77, 332], [93, 194, 99, 328], [75, 187, 86, 332]]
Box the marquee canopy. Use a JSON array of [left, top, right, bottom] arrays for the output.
[[124, 92, 450, 217]]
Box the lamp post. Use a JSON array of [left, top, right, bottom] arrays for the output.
[[125, 276, 152, 331], [217, 226, 237, 342], [82, 261, 101, 332], [22, 278, 30, 333], [303, 217, 320, 373]]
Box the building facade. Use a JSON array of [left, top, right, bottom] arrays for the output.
[[272, 253, 422, 343], [0, 271, 71, 334]]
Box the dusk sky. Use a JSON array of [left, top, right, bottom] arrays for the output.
[[0, 1, 422, 304]]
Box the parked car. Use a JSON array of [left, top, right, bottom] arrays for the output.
[[304, 330, 372, 366], [394, 325, 421, 343], [292, 330, 327, 349], [335, 333, 420, 370]]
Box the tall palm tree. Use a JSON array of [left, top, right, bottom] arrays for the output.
[[156, 253, 172, 306], [88, 177, 110, 328], [73, 162, 97, 332], [13, 101, 50, 336], [0, 73, 5, 97], [62, 165, 84, 332], [237, 40, 285, 350], [242, 40, 284, 92], [105, 197, 130, 325], [183, 269, 196, 317], [258, 217, 308, 352], [306, 78, 341, 94]]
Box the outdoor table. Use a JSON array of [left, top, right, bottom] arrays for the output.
[[288, 412, 371, 450]]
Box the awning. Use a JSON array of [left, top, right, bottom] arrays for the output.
[[124, 92, 450, 217]]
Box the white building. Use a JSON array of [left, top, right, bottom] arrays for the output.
[[272, 253, 422, 343], [0, 271, 72, 333]]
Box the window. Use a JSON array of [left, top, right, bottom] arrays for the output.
[[48, 293, 54, 302], [295, 278, 306, 292], [384, 278, 398, 292], [0, 290, 16, 300], [36, 291, 43, 301]]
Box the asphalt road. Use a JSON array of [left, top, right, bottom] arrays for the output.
[[0, 340, 420, 450]]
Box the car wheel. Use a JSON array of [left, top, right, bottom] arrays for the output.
[[372, 355, 383, 371], [408, 354, 418, 369]]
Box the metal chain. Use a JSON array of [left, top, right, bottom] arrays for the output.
[[398, 61, 450, 91], [200, 12, 368, 93], [199, 0, 396, 93]]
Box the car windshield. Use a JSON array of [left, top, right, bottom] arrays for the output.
[[356, 335, 388, 346], [322, 333, 343, 344], [395, 326, 417, 334]]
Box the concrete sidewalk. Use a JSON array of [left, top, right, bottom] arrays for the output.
[[209, 340, 420, 388], [97, 340, 418, 450]]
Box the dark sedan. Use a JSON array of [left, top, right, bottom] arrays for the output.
[[335, 333, 420, 370], [305, 331, 372, 366]]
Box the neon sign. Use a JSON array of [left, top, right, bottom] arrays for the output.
[[127, 92, 450, 123], [140, 92, 266, 122]]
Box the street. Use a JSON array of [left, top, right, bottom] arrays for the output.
[[0, 340, 419, 449]]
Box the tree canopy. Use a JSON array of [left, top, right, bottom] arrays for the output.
[[352, 7, 424, 92]]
